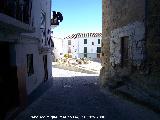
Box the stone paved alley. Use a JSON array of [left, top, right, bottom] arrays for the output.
[[15, 65, 160, 120]]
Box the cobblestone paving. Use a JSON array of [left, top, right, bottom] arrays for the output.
[[16, 67, 160, 120]]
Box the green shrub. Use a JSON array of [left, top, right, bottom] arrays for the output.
[[64, 54, 69, 58], [64, 54, 72, 58]]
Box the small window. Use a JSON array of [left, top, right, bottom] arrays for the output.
[[68, 40, 71, 45], [92, 42, 94, 45], [27, 54, 34, 76], [84, 39, 87, 44], [98, 39, 100, 44]]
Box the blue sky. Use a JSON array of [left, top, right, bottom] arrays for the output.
[[51, 0, 102, 38]]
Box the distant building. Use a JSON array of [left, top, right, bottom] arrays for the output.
[[63, 33, 102, 60], [0, 0, 62, 119]]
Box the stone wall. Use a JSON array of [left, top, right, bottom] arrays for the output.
[[100, 0, 146, 86], [147, 0, 160, 73], [100, 0, 110, 86]]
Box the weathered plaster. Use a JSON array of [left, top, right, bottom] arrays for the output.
[[110, 21, 145, 67]]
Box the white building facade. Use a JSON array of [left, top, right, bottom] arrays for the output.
[[63, 33, 102, 60]]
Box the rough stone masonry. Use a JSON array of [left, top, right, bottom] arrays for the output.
[[100, 0, 160, 87]]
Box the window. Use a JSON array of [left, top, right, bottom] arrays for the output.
[[84, 39, 87, 44], [97, 47, 101, 53], [98, 39, 100, 44], [92, 42, 94, 45], [27, 54, 34, 76], [68, 40, 71, 45]]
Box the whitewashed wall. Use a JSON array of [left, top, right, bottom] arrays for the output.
[[110, 21, 145, 67], [52, 37, 64, 59], [24, 0, 51, 46], [63, 37, 101, 59], [17, 0, 52, 95]]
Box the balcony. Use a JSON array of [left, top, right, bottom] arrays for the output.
[[51, 11, 63, 27], [0, 0, 34, 33]]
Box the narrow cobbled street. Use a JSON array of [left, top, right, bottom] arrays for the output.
[[16, 65, 160, 120]]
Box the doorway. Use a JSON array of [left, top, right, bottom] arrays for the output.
[[121, 36, 129, 68], [84, 47, 87, 58], [97, 47, 101, 58], [0, 42, 19, 119]]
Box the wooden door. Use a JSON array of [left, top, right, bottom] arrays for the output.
[[0, 42, 19, 119], [121, 37, 129, 67]]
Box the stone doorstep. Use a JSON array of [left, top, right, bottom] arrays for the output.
[[112, 85, 160, 113]]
